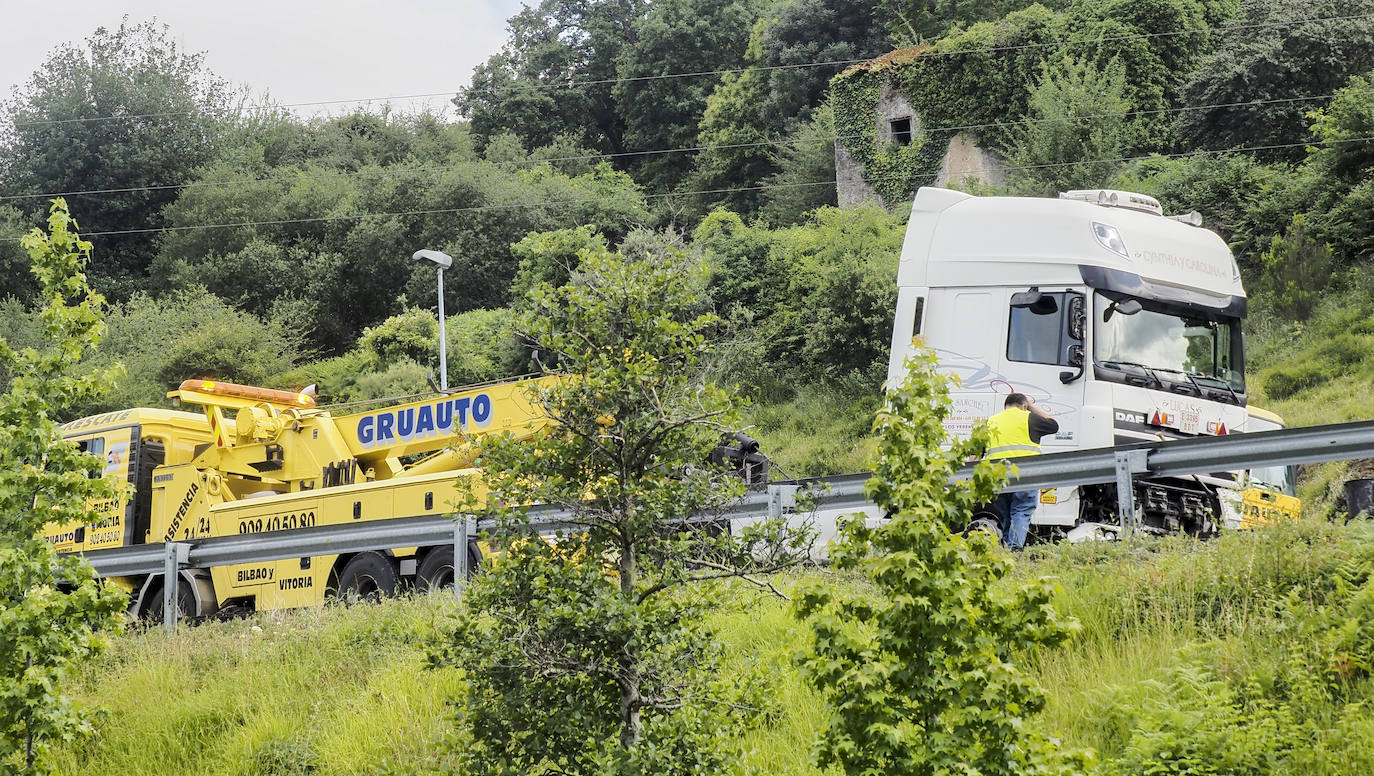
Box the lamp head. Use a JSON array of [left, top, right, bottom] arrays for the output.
[[412, 249, 453, 269]]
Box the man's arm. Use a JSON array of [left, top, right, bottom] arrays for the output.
[[1026, 400, 1059, 441]]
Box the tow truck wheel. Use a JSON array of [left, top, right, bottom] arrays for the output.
[[416, 543, 482, 593], [336, 552, 399, 602], [137, 579, 197, 622]]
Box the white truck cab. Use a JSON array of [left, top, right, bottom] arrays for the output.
[[887, 187, 1253, 537]]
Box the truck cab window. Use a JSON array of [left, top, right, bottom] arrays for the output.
[[77, 437, 106, 478], [1007, 291, 1072, 366]]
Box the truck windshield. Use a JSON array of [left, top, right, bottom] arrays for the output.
[[1093, 293, 1245, 397], [1248, 463, 1296, 496]]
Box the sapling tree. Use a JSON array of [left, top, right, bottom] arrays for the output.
[[435, 245, 810, 775], [796, 348, 1087, 776], [0, 201, 127, 774]]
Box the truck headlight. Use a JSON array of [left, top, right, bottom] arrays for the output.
[[1092, 221, 1129, 259]]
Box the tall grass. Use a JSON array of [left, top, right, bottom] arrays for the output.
[[746, 382, 880, 478], [50, 596, 464, 776], [49, 519, 1374, 774]]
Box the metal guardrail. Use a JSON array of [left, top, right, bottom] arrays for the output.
[[77, 420, 1374, 631]]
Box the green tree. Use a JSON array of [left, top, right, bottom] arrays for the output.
[[1301, 73, 1374, 262], [691, 0, 888, 217], [456, 0, 646, 155], [154, 114, 650, 353], [509, 225, 609, 303], [436, 246, 809, 774], [1061, 0, 1212, 150], [878, 0, 1071, 43], [689, 35, 779, 217], [0, 19, 239, 296], [1176, 0, 1374, 160], [689, 204, 903, 384], [1012, 55, 1134, 195], [614, 0, 766, 193], [796, 348, 1084, 776], [0, 207, 36, 303], [760, 102, 839, 225], [1308, 73, 1374, 184], [1260, 213, 1334, 320], [774, 205, 904, 376], [0, 201, 127, 773]]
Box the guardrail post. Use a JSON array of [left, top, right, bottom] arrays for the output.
[[453, 518, 471, 600], [1114, 450, 1149, 537], [768, 484, 799, 519], [162, 542, 190, 633]]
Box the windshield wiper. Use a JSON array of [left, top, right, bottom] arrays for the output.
[[1100, 360, 1166, 389], [1189, 373, 1242, 404], [1154, 367, 1207, 398]]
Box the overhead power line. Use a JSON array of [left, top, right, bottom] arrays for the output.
[[29, 134, 1367, 241], [2, 87, 1363, 205], [5, 10, 1370, 131]]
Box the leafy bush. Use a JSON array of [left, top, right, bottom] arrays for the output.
[[798, 348, 1085, 775], [508, 226, 607, 305], [1011, 55, 1134, 195], [693, 205, 904, 382], [358, 309, 438, 370], [77, 287, 304, 415], [1260, 214, 1335, 320], [1264, 363, 1332, 400], [444, 308, 520, 385]]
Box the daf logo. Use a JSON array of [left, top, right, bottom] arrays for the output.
[[1114, 410, 1147, 425]]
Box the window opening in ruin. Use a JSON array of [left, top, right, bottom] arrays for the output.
[[889, 116, 913, 145]]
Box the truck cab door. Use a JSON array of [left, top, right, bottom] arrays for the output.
[[999, 288, 1086, 454]]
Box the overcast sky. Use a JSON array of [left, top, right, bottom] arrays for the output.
[[2, 0, 527, 117]]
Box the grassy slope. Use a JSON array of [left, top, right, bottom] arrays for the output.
[[745, 383, 882, 479], [1244, 276, 1374, 513], [51, 519, 1374, 775]]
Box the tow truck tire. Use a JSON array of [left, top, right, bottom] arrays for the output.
[[137, 579, 198, 621], [416, 543, 481, 593], [336, 552, 399, 602]]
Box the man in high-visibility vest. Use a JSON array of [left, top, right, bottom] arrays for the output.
[[984, 393, 1058, 549]]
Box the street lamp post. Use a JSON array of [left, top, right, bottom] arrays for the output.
[[411, 249, 454, 391]]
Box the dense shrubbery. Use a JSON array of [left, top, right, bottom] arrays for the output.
[[0, 0, 1369, 444]]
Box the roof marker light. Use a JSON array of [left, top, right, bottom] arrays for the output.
[[1061, 189, 1164, 216]]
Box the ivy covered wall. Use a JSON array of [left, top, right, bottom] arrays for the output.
[[831, 5, 1060, 205], [830, 0, 1218, 205]]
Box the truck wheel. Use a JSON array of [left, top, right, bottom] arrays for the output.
[[137, 580, 198, 622], [416, 543, 481, 593], [963, 515, 1003, 542], [336, 552, 399, 602]]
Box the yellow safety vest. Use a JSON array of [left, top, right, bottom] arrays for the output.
[[985, 407, 1041, 460]]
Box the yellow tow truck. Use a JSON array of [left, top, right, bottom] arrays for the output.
[[44, 376, 556, 617], [1232, 405, 1303, 529]]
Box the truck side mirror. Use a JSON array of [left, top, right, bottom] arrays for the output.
[[1060, 344, 1085, 384], [1102, 298, 1142, 322], [1011, 287, 1059, 315]]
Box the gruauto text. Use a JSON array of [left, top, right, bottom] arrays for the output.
[[354, 393, 494, 449]]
